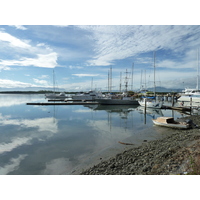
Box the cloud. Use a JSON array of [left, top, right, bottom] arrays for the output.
[[0, 30, 30, 49], [78, 25, 200, 66], [0, 52, 58, 68], [33, 78, 48, 85], [72, 74, 99, 77], [0, 65, 11, 71], [68, 65, 83, 69], [0, 78, 34, 88], [10, 25, 27, 30]]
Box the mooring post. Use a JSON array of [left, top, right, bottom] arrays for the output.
[[144, 98, 147, 124], [172, 94, 175, 107]]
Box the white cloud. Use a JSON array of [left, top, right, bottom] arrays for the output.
[[0, 30, 30, 49], [0, 78, 33, 88], [0, 65, 11, 71], [0, 52, 58, 68], [78, 25, 200, 66], [33, 78, 48, 85], [11, 25, 27, 30], [72, 74, 99, 77], [38, 75, 49, 79], [68, 65, 83, 69]]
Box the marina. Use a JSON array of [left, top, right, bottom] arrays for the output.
[[0, 93, 196, 175]]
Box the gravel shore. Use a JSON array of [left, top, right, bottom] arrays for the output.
[[79, 115, 200, 175]]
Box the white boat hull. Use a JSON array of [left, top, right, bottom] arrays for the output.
[[152, 117, 190, 129], [178, 95, 200, 102], [138, 99, 163, 108]]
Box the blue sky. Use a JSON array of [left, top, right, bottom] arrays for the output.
[[0, 25, 200, 92]]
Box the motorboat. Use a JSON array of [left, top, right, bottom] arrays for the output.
[[178, 88, 200, 102], [152, 117, 190, 129], [178, 49, 200, 102]]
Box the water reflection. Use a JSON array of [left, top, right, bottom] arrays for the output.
[[0, 94, 45, 107], [0, 94, 193, 175]]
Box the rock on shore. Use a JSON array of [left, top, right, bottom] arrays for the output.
[[80, 115, 200, 175]]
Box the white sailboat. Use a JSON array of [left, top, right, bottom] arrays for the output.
[[45, 70, 66, 99], [138, 51, 163, 108]]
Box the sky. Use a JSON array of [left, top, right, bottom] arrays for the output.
[[1, 25, 200, 92], [0, 0, 200, 92]]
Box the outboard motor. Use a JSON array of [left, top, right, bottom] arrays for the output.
[[185, 119, 193, 124]]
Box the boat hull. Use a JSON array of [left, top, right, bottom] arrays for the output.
[[138, 100, 163, 108], [178, 95, 200, 102], [152, 119, 190, 129], [96, 98, 139, 105], [71, 96, 96, 100], [45, 93, 66, 99]]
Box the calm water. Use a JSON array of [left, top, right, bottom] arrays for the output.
[[0, 94, 190, 175]]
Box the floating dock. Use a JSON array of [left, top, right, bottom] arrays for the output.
[[27, 101, 98, 106]]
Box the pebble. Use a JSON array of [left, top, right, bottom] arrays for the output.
[[80, 115, 200, 175]]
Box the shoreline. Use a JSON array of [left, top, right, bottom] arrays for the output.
[[74, 115, 200, 175]]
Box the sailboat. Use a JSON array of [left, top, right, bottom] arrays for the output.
[[178, 49, 200, 102], [138, 51, 163, 108], [96, 68, 139, 105], [45, 70, 66, 99]]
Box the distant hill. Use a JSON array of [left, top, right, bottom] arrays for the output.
[[0, 86, 183, 93], [146, 87, 183, 93]]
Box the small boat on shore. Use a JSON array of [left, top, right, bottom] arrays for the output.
[[152, 117, 190, 129]]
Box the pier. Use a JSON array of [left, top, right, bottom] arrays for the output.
[[26, 101, 98, 106]]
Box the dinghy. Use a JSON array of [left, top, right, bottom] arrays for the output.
[[152, 117, 190, 129]]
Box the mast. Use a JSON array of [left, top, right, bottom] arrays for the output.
[[131, 63, 134, 91], [91, 77, 93, 90], [53, 69, 55, 94], [110, 66, 112, 93], [197, 48, 199, 90], [119, 72, 122, 92], [153, 51, 156, 97], [140, 70, 143, 90], [108, 70, 110, 93]]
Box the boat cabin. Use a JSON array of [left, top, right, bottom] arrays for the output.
[[156, 117, 176, 124]]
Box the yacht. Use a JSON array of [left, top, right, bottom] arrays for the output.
[[178, 49, 200, 102], [178, 88, 200, 102]]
